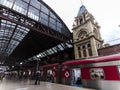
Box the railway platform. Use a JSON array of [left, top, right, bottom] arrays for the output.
[[0, 78, 95, 90]]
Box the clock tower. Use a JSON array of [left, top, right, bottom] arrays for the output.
[[72, 5, 103, 59]]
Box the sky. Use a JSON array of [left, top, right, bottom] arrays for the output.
[[43, 0, 120, 45]]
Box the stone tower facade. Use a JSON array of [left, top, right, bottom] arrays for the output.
[[72, 5, 103, 59]]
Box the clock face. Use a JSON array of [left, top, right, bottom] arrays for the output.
[[78, 31, 87, 39]]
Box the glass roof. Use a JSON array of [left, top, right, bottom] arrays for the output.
[[0, 0, 71, 37], [0, 20, 29, 56], [27, 40, 73, 61], [0, 0, 72, 64]]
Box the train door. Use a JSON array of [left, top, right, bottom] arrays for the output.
[[71, 68, 82, 87], [47, 69, 52, 82], [40, 70, 44, 81], [28, 69, 31, 79]]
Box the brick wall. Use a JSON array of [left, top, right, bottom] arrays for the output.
[[98, 44, 120, 56]]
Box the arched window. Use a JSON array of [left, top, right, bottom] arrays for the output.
[[87, 44, 92, 56], [82, 45, 86, 57], [80, 18, 83, 24], [87, 44, 91, 48], [78, 47, 81, 58], [82, 45, 85, 49]]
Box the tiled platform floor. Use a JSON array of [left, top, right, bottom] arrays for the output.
[[0, 79, 95, 90]]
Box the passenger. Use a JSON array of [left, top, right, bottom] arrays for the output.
[[35, 71, 40, 85], [76, 77, 82, 84], [19, 71, 23, 80]]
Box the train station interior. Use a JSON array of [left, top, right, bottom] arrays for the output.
[[0, 0, 120, 90]]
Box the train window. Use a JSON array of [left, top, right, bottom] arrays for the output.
[[90, 68, 105, 80]]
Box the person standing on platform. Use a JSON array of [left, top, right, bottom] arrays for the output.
[[35, 71, 40, 85]]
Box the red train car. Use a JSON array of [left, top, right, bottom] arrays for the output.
[[62, 53, 120, 90], [29, 67, 36, 80], [39, 63, 59, 83]]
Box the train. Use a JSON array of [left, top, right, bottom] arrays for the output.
[[22, 53, 120, 90]]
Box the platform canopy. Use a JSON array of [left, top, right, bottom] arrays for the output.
[[0, 0, 72, 66]]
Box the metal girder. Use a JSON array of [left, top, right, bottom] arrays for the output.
[[0, 5, 70, 42]]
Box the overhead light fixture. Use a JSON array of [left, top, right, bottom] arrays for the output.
[[20, 62, 23, 65]]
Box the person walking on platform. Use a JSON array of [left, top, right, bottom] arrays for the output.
[[35, 71, 40, 85]]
